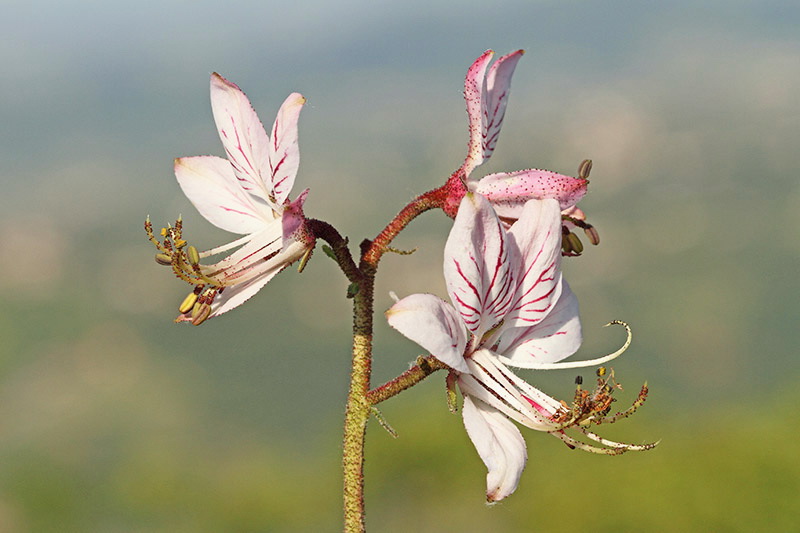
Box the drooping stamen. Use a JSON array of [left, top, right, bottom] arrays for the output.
[[578, 159, 592, 180], [549, 431, 630, 455], [577, 426, 659, 451], [516, 320, 632, 370]]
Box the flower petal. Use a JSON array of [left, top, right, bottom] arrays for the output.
[[462, 394, 527, 502], [503, 198, 563, 330], [444, 193, 516, 341], [207, 227, 311, 317], [463, 50, 524, 177], [497, 280, 583, 367], [463, 50, 494, 176], [174, 156, 272, 234], [475, 169, 589, 221], [268, 93, 306, 206], [481, 50, 524, 167], [385, 294, 469, 373], [281, 189, 313, 247], [209, 267, 282, 317], [210, 73, 276, 208]]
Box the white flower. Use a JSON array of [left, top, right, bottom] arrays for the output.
[[148, 73, 314, 324]]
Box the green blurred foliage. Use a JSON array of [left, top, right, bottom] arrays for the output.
[[2, 374, 798, 532]]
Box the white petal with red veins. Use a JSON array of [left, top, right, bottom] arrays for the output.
[[210, 73, 275, 208], [268, 93, 306, 206], [462, 395, 527, 502], [503, 198, 563, 330], [174, 156, 271, 234], [496, 280, 582, 367], [444, 193, 516, 341], [481, 50, 524, 165], [385, 294, 469, 373]]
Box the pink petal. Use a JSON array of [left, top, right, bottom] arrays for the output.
[[503, 199, 564, 330], [462, 395, 527, 502], [385, 294, 469, 373], [475, 169, 589, 221], [462, 50, 524, 177], [496, 280, 583, 367], [462, 50, 494, 176], [481, 50, 524, 167], [444, 193, 516, 341], [281, 189, 313, 247], [209, 73, 275, 208], [174, 156, 271, 234], [268, 93, 306, 206]]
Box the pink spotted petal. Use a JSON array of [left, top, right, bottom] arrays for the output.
[[462, 395, 527, 502], [444, 193, 516, 341], [463, 50, 524, 177], [474, 169, 589, 222], [174, 156, 272, 234], [209, 73, 275, 208], [281, 189, 314, 248], [463, 50, 494, 177], [481, 50, 524, 167], [503, 198, 564, 330], [268, 93, 306, 206], [496, 280, 582, 367], [385, 294, 469, 373]]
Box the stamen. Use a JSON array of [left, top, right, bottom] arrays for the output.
[[514, 320, 632, 370], [191, 302, 211, 325], [578, 159, 592, 180], [577, 426, 659, 451], [186, 245, 200, 266], [584, 225, 600, 245], [155, 253, 172, 266], [446, 370, 459, 413], [550, 431, 629, 455], [178, 289, 200, 314], [566, 232, 584, 254]]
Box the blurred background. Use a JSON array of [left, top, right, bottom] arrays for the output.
[[1, 0, 798, 531]]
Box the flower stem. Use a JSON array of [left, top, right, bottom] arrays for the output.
[[342, 274, 374, 533], [367, 355, 449, 405], [341, 185, 450, 532]]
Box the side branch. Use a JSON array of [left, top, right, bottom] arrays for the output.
[[307, 218, 363, 283], [366, 355, 450, 405], [361, 185, 448, 268]]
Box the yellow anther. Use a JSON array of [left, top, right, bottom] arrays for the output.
[[178, 291, 199, 314], [155, 253, 172, 266], [174, 239, 187, 249], [191, 303, 211, 326], [566, 232, 584, 254], [561, 234, 573, 254], [186, 245, 200, 266], [297, 247, 313, 273], [596, 366, 607, 377], [160, 227, 168, 237]]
